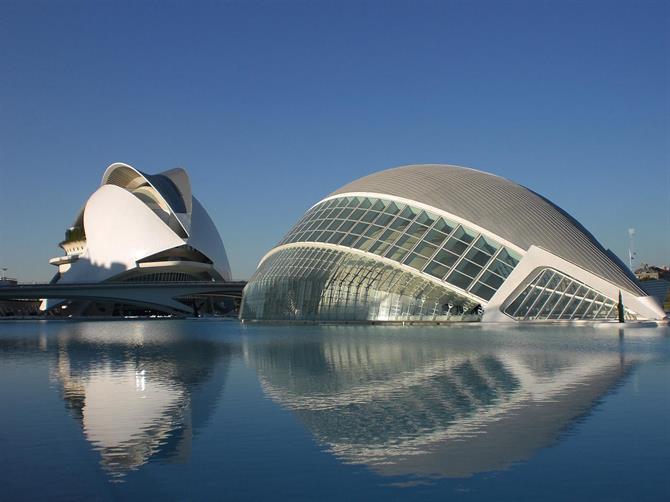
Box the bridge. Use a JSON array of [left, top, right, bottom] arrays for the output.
[[0, 281, 247, 315]]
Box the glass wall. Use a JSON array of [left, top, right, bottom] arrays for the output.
[[278, 196, 522, 302], [503, 268, 638, 321], [241, 247, 482, 322]]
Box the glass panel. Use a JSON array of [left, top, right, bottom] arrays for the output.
[[451, 226, 477, 243], [415, 211, 437, 226], [478, 270, 504, 289], [326, 219, 342, 231], [351, 222, 369, 235], [363, 224, 384, 239], [386, 246, 409, 262], [424, 229, 448, 247], [394, 234, 419, 251], [405, 253, 428, 270], [316, 231, 332, 242], [398, 206, 415, 219], [383, 201, 403, 215], [433, 218, 456, 235], [470, 282, 496, 301], [361, 210, 378, 223], [326, 232, 345, 244], [369, 239, 392, 256], [433, 249, 459, 268], [443, 237, 468, 256], [346, 197, 359, 207], [414, 241, 438, 258], [465, 247, 492, 267], [370, 199, 385, 211], [446, 271, 474, 290], [338, 208, 353, 219], [358, 198, 372, 209], [455, 259, 482, 279], [340, 234, 358, 247], [389, 217, 411, 232], [424, 261, 449, 279], [374, 213, 394, 227], [473, 236, 500, 255], [487, 258, 514, 279], [350, 208, 365, 220], [406, 222, 429, 239], [338, 220, 355, 232], [497, 248, 520, 267]]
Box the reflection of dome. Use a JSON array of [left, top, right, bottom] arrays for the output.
[[241, 164, 664, 322], [49, 325, 234, 479], [42, 162, 231, 315], [248, 330, 637, 479]]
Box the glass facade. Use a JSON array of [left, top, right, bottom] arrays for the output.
[[278, 196, 521, 302], [503, 268, 638, 321], [241, 247, 482, 322]]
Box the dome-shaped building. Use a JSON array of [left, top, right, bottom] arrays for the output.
[[241, 164, 664, 322], [43, 162, 232, 315]]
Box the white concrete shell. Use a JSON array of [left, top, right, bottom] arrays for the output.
[[43, 163, 231, 313], [241, 164, 665, 322]]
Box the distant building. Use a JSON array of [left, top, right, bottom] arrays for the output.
[[241, 164, 665, 322], [42, 163, 232, 316], [635, 264, 670, 282]]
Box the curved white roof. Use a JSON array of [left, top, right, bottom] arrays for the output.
[[330, 164, 643, 295]]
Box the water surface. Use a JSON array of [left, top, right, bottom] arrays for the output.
[[0, 321, 668, 501]]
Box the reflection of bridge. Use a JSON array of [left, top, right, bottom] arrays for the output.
[[0, 281, 246, 314]]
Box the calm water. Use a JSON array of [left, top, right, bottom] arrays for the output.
[[0, 321, 668, 501]]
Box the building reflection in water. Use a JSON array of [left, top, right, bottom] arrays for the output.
[[247, 326, 637, 479], [45, 322, 235, 480]]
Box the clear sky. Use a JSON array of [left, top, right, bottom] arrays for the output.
[[0, 0, 668, 282]]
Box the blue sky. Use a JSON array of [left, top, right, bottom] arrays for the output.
[[1, 0, 668, 281]]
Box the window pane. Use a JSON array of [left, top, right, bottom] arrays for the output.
[[446, 271, 474, 290], [443, 237, 468, 255], [478, 270, 504, 289], [351, 222, 369, 235], [374, 213, 394, 227], [327, 232, 345, 244], [425, 261, 449, 279], [465, 247, 492, 267], [358, 198, 372, 209], [497, 248, 520, 267], [395, 234, 419, 251], [370, 199, 385, 211], [470, 282, 496, 300], [383, 201, 402, 215], [424, 229, 448, 247], [433, 249, 459, 267], [415, 211, 437, 226], [361, 210, 378, 223], [340, 234, 358, 247], [350, 208, 365, 220], [389, 217, 411, 232], [406, 222, 429, 239], [473, 236, 500, 255], [405, 253, 428, 270], [488, 259, 514, 278], [455, 259, 482, 278], [433, 218, 456, 235], [338, 220, 355, 232], [452, 226, 476, 243], [414, 241, 438, 258], [386, 246, 409, 262]]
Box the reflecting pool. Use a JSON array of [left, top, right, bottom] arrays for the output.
[[0, 321, 668, 500]]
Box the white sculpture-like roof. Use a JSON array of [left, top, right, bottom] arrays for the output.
[[330, 164, 643, 295]]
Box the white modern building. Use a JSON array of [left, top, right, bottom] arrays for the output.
[[43, 162, 232, 315], [240, 164, 665, 322]]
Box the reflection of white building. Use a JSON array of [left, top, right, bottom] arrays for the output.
[[50, 326, 233, 479], [241, 164, 665, 322], [249, 330, 638, 479], [43, 163, 232, 315]]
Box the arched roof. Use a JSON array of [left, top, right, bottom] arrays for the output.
[[330, 164, 643, 295]]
